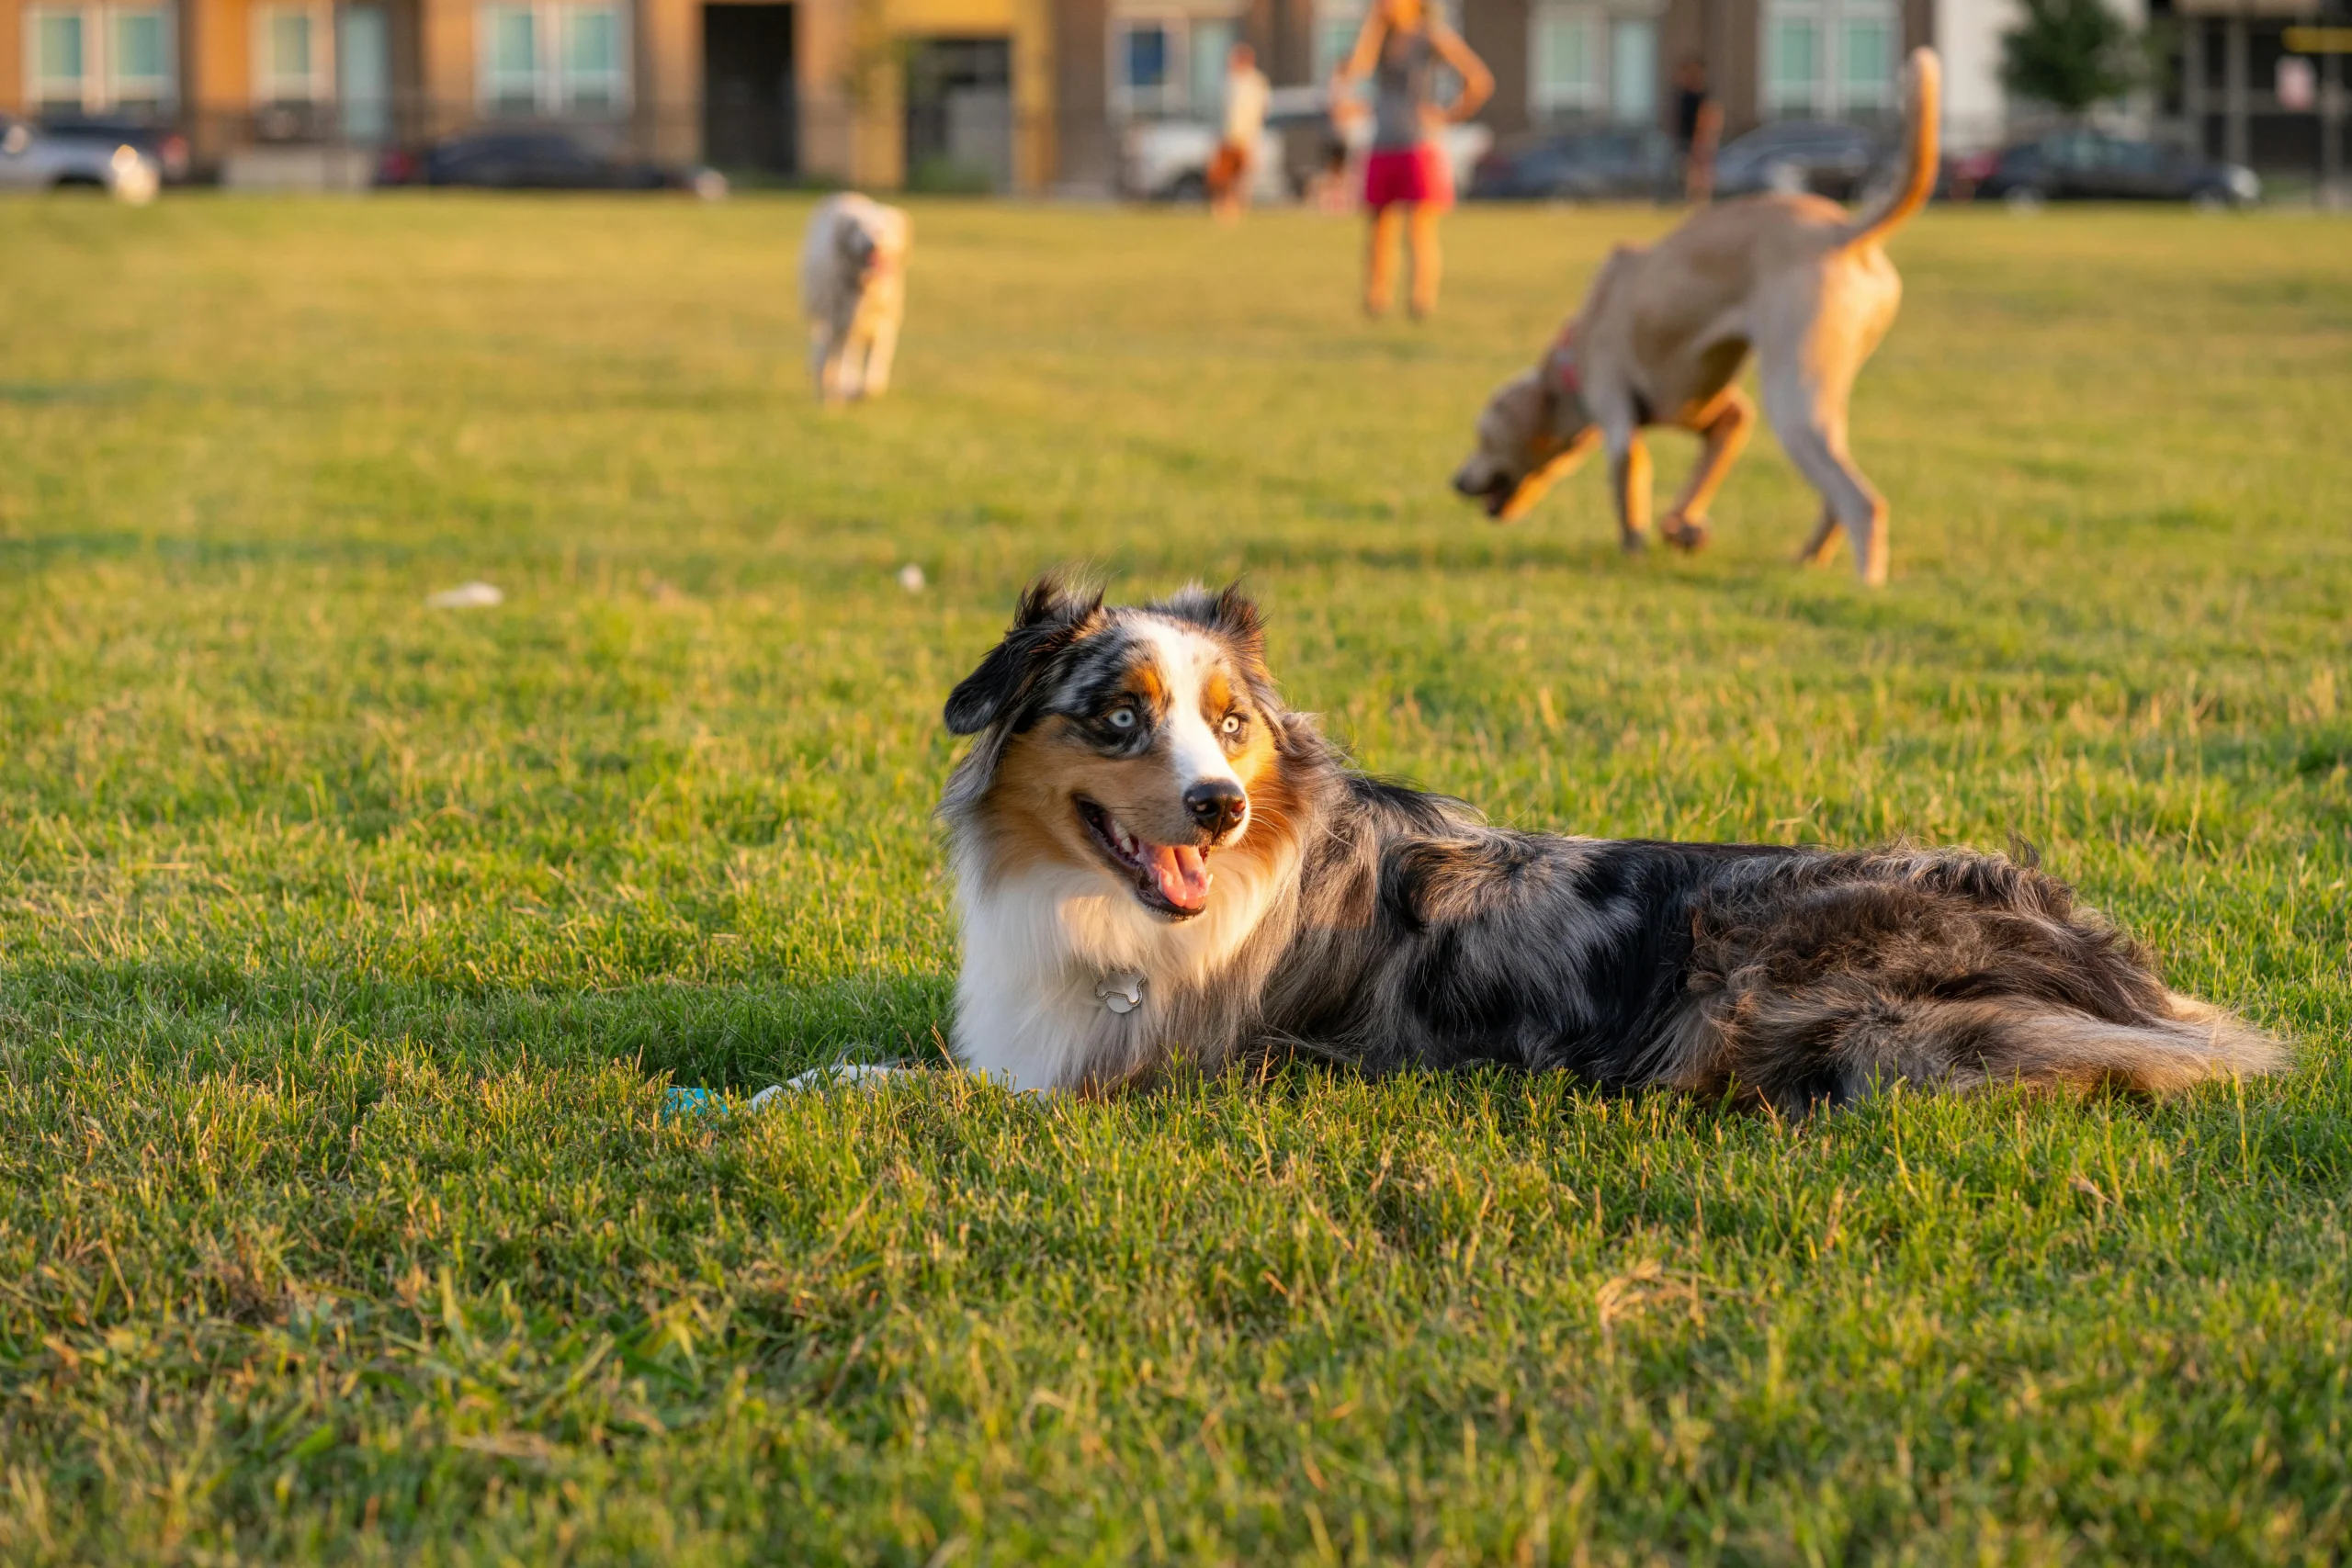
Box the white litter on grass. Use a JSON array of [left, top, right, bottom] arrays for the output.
[[775, 1063, 906, 1096], [426, 581, 504, 610], [897, 563, 926, 593]]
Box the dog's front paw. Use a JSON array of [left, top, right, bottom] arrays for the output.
[[1661, 515, 1713, 552]]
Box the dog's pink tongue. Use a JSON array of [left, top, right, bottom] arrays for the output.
[[1147, 843, 1212, 911]]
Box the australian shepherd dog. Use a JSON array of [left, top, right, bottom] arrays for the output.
[[940, 576, 2282, 1108]]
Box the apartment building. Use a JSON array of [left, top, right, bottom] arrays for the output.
[[5, 0, 2333, 190], [0, 0, 1060, 186]]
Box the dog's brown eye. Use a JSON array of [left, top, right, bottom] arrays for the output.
[[1107, 707, 1137, 730]]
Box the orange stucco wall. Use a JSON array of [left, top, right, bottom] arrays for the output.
[[640, 0, 694, 159], [418, 0, 469, 136], [0, 0, 24, 113], [793, 0, 853, 178], [191, 0, 252, 124]]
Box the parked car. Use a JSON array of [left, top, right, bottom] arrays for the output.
[[0, 114, 162, 201], [407, 129, 726, 196], [1122, 85, 1491, 202], [38, 115, 190, 183], [1973, 131, 2259, 209], [1713, 119, 1888, 201], [1466, 127, 1678, 202], [1123, 93, 1318, 203]]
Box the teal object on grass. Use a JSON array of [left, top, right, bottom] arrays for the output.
[[664, 1083, 797, 1120], [662, 1086, 727, 1120]]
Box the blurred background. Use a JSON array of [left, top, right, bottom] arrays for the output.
[[0, 0, 2343, 204]]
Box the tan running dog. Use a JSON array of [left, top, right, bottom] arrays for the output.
[[1452, 48, 1941, 585]]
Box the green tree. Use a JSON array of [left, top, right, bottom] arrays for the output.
[[2001, 0, 2141, 117]]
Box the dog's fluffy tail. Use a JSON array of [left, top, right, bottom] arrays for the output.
[[1838, 47, 1941, 250], [1676, 847, 2287, 1112], [1850, 991, 2284, 1100], [1698, 988, 2286, 1113]]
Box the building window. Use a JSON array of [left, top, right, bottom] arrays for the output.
[[1530, 6, 1600, 118], [30, 11, 87, 107], [1762, 0, 1893, 116], [1533, 6, 1654, 123], [1190, 16, 1236, 118], [478, 2, 632, 115], [482, 6, 537, 110], [255, 5, 331, 103], [113, 9, 169, 100], [1313, 0, 1363, 83], [339, 4, 391, 140], [1838, 13, 1892, 107], [1111, 12, 1242, 118], [564, 5, 625, 107], [1763, 6, 1820, 111], [1118, 19, 1171, 107], [1609, 17, 1655, 123], [28, 4, 176, 112]]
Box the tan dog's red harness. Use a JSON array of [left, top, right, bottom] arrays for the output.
[[1543, 325, 1581, 399]]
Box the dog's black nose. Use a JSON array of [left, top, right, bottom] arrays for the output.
[[1184, 780, 1248, 837]]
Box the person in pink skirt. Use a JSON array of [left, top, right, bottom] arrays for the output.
[[1332, 0, 1492, 319]]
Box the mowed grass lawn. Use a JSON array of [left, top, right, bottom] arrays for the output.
[[2, 193, 2348, 1565]]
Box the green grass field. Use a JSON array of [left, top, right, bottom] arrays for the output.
[[2, 194, 2348, 1564]]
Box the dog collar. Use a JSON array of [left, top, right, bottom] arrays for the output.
[[1095, 972, 1146, 1015], [1544, 333, 1582, 398]]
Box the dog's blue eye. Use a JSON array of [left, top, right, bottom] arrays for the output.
[[1108, 708, 1136, 730]]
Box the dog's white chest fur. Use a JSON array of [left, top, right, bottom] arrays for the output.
[[951, 848, 1284, 1091]]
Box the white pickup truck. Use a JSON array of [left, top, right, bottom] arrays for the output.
[[1122, 85, 1491, 204]]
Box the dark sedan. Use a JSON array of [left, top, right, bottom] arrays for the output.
[[407, 129, 725, 195], [39, 115, 191, 183], [1467, 127, 1679, 202], [1973, 131, 2258, 209], [1713, 119, 1888, 201]]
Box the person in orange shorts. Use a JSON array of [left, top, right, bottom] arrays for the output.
[[1210, 42, 1271, 222]]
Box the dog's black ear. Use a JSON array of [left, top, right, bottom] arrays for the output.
[[944, 574, 1103, 735], [1157, 581, 1263, 662]]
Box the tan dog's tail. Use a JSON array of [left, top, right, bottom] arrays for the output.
[[1838, 47, 1940, 250]]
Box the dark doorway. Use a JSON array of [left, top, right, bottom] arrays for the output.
[[703, 5, 796, 173], [905, 37, 1012, 192]]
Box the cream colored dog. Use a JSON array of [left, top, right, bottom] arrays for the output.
[[800, 193, 910, 406], [1452, 49, 1941, 585]]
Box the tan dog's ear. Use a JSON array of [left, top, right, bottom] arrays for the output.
[[1496, 371, 1553, 451], [1548, 379, 1596, 446]]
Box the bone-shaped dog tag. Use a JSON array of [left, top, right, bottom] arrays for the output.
[[1095, 972, 1146, 1015]]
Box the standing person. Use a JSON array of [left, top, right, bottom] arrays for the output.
[[1674, 56, 1724, 203], [1332, 0, 1491, 319], [1211, 42, 1272, 222]]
